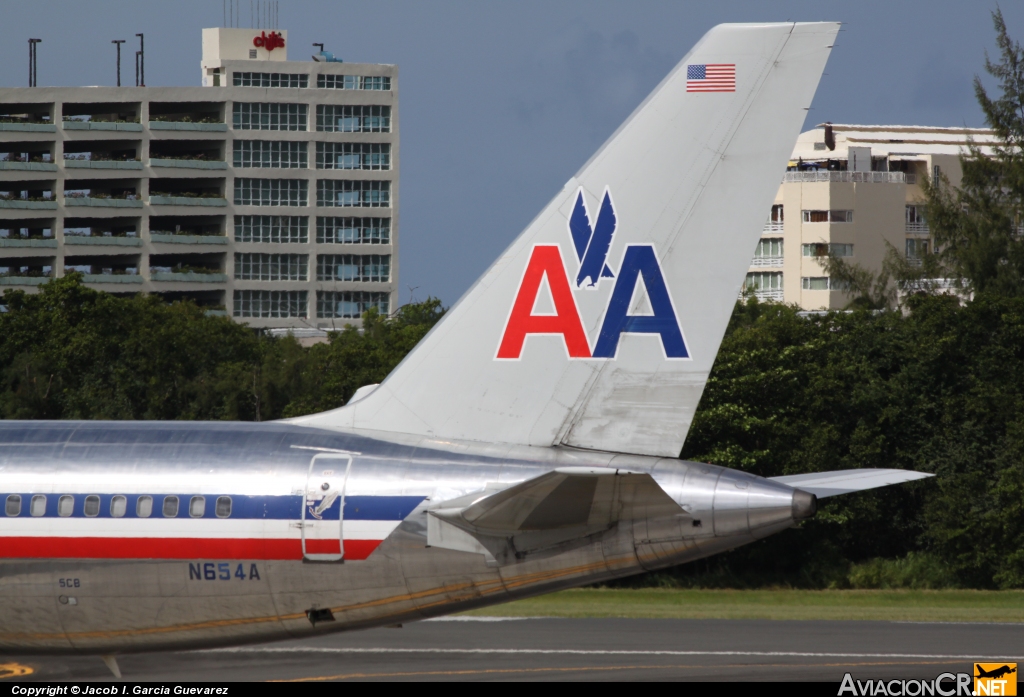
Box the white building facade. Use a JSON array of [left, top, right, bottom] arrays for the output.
[[0, 28, 398, 334], [747, 124, 995, 309]]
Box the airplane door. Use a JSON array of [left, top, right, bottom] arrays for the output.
[[302, 454, 352, 561]]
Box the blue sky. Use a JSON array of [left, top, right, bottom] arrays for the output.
[[1, 1, 1020, 305]]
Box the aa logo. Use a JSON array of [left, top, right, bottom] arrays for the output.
[[975, 663, 1017, 696], [497, 187, 688, 360]]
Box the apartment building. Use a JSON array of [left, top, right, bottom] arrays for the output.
[[0, 28, 398, 333], [746, 124, 997, 309]]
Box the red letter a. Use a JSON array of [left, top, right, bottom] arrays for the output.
[[497, 245, 591, 359]]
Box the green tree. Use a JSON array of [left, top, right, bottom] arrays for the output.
[[926, 8, 1024, 297], [282, 297, 445, 417]]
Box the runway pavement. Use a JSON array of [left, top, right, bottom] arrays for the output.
[[4, 617, 1023, 682]]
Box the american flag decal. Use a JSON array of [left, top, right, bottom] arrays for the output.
[[687, 64, 736, 92]]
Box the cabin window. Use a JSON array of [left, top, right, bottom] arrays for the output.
[[5, 494, 21, 516], [136, 495, 153, 518], [163, 496, 179, 518], [110, 495, 127, 518], [58, 495, 74, 517], [30, 495, 46, 517], [216, 496, 232, 518], [189, 496, 206, 518], [83, 495, 100, 517]]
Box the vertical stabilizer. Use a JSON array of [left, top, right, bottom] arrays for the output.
[[292, 22, 839, 457]]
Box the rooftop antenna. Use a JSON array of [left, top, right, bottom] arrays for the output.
[[112, 40, 125, 87], [28, 39, 41, 87], [135, 34, 144, 87]]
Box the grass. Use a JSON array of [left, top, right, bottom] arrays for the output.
[[460, 588, 1024, 623]]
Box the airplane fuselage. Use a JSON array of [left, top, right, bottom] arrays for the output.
[[0, 420, 803, 655]]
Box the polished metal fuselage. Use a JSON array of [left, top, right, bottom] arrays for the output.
[[0, 420, 801, 655]]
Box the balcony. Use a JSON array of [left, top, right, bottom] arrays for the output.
[[150, 252, 226, 283], [0, 237, 56, 249], [0, 122, 55, 133], [905, 223, 930, 235], [762, 222, 784, 234], [63, 120, 142, 133], [62, 103, 141, 132], [753, 288, 784, 302], [783, 171, 906, 184], [0, 198, 56, 210], [750, 256, 783, 268], [149, 195, 227, 207], [150, 233, 227, 245], [0, 259, 53, 286], [150, 180, 226, 207], [66, 257, 141, 284], [65, 160, 142, 171], [64, 194, 143, 209], [65, 236, 141, 247], [81, 273, 143, 284], [150, 158, 227, 170], [0, 161, 56, 172], [0, 275, 50, 285], [149, 121, 228, 132], [0, 104, 55, 133], [150, 271, 228, 282]]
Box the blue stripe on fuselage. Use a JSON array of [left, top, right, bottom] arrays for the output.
[[0, 493, 424, 521]]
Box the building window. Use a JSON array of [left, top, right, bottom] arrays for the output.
[[316, 105, 391, 133], [801, 276, 848, 291], [234, 140, 308, 168], [234, 290, 308, 318], [235, 215, 308, 243], [906, 238, 929, 259], [316, 254, 390, 282], [316, 142, 390, 170], [316, 217, 390, 244], [235, 253, 308, 281], [746, 272, 782, 291], [802, 243, 853, 257], [802, 210, 853, 223], [754, 239, 783, 258], [234, 178, 308, 206], [233, 102, 308, 131], [233, 72, 309, 88], [906, 205, 927, 225], [317, 74, 392, 90], [317, 291, 390, 318], [317, 180, 390, 207], [770, 204, 784, 222]]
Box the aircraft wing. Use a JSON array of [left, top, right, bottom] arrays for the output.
[[769, 469, 933, 499], [427, 467, 685, 562]]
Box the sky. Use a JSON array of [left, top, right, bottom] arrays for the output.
[[1, 1, 1020, 306]]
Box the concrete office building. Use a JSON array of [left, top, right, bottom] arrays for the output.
[[0, 28, 398, 333], [747, 124, 997, 309]]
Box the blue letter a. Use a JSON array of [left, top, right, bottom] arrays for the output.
[[592, 245, 688, 359]]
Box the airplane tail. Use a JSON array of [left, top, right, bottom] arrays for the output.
[[292, 22, 840, 457]]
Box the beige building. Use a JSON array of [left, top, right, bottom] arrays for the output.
[[747, 124, 997, 309], [0, 28, 398, 336]]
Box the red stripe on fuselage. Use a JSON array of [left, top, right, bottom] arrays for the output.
[[0, 537, 383, 560]]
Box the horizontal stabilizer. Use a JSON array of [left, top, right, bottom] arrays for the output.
[[427, 467, 684, 562], [769, 469, 933, 499]]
